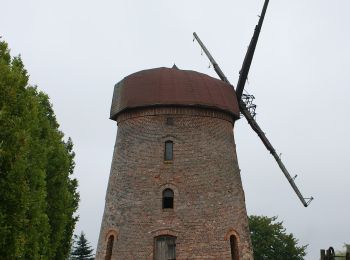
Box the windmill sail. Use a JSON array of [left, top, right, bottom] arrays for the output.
[[235, 0, 269, 100], [193, 1, 313, 207]]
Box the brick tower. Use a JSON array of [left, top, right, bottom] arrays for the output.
[[95, 67, 253, 260]]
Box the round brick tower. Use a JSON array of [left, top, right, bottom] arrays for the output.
[[96, 67, 253, 260]]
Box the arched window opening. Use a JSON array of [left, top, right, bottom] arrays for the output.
[[230, 235, 239, 260], [162, 189, 174, 209], [164, 141, 173, 161], [105, 235, 114, 260], [154, 235, 176, 260]]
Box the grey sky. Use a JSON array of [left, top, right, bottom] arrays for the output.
[[1, 0, 349, 259]]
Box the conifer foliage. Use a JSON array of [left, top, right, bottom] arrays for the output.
[[70, 232, 95, 260], [0, 38, 79, 259]]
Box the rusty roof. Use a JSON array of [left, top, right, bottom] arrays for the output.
[[110, 67, 240, 120]]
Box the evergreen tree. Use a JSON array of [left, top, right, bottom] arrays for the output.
[[249, 215, 307, 260], [0, 38, 79, 259], [70, 232, 95, 260]]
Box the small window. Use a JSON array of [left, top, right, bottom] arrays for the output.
[[166, 117, 174, 125], [154, 235, 176, 260], [162, 189, 174, 209], [164, 141, 173, 161], [105, 235, 114, 260], [230, 235, 239, 260]]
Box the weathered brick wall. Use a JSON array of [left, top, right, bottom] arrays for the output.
[[96, 107, 253, 260]]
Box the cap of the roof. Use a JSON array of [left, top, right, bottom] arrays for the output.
[[110, 67, 240, 120]]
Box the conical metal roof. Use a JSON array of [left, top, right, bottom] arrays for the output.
[[110, 67, 240, 120]]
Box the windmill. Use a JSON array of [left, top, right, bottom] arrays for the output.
[[96, 1, 313, 258], [193, 0, 313, 207]]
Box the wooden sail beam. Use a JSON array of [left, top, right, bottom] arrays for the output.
[[235, 0, 269, 100], [193, 29, 313, 207]]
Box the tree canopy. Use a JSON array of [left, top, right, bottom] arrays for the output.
[[0, 38, 79, 259], [70, 232, 95, 260], [249, 215, 307, 260], [335, 244, 350, 260]]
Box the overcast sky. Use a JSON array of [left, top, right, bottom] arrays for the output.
[[1, 0, 350, 259]]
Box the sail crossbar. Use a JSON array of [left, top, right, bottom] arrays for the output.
[[193, 31, 313, 207]]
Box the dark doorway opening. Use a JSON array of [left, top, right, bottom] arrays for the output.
[[154, 235, 176, 260]]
